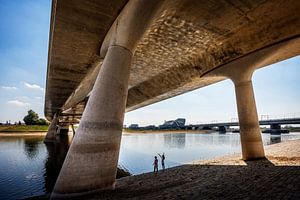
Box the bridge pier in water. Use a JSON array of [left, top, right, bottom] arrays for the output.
[[232, 75, 265, 160], [44, 114, 58, 143], [56, 125, 69, 136], [270, 124, 281, 130]]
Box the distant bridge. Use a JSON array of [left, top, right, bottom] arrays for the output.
[[187, 117, 300, 131]]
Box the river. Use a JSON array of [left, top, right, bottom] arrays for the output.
[[0, 132, 300, 199]]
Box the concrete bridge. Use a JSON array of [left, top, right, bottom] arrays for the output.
[[187, 117, 300, 132], [44, 0, 300, 198]]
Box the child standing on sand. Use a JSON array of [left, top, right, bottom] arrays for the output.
[[153, 156, 158, 173]]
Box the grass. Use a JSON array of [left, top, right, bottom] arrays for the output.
[[285, 126, 300, 132], [0, 125, 49, 132]]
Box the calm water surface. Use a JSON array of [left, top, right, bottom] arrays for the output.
[[0, 132, 300, 199]]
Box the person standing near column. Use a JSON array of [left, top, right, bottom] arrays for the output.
[[158, 153, 165, 171], [153, 156, 158, 173]]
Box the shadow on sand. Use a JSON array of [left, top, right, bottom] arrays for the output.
[[79, 157, 300, 200]]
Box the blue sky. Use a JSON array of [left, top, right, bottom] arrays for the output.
[[0, 1, 299, 125], [125, 56, 300, 126]]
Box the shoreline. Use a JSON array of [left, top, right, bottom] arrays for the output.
[[0, 125, 49, 133], [0, 132, 47, 136], [88, 139, 300, 199], [122, 129, 214, 134], [25, 139, 300, 200]]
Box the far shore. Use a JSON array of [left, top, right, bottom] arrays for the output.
[[0, 125, 48, 133], [0, 132, 47, 136], [122, 129, 214, 134], [1, 126, 299, 136]]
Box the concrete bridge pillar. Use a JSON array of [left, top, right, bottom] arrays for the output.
[[51, 0, 163, 198], [270, 124, 281, 130], [44, 114, 58, 143], [233, 77, 265, 160], [218, 126, 226, 133], [52, 45, 132, 198], [56, 125, 69, 136]]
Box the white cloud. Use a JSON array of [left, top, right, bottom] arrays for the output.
[[17, 96, 30, 100], [35, 96, 42, 100], [24, 82, 44, 91], [7, 100, 30, 107], [1, 86, 18, 90]]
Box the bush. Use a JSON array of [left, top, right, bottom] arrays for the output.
[[23, 110, 48, 125]]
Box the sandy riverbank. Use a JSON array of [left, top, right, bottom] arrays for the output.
[[85, 139, 300, 200], [0, 132, 47, 137]]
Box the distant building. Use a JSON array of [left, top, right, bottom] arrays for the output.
[[159, 118, 186, 129], [129, 124, 139, 129]]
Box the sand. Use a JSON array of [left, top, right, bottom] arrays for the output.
[[85, 139, 300, 200]]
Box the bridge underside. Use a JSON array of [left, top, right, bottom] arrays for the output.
[[45, 0, 300, 125], [45, 0, 300, 197]]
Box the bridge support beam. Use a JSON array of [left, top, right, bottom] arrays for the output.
[[51, 1, 162, 198], [233, 78, 265, 160], [44, 114, 58, 143]]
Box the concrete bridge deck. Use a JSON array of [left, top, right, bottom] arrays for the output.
[[45, 0, 300, 124]]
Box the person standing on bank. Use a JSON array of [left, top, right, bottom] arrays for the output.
[[153, 156, 158, 173], [158, 153, 165, 171]]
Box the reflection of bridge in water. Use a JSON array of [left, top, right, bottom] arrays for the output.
[[187, 118, 300, 133], [164, 133, 186, 149]]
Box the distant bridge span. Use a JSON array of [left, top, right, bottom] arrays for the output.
[[188, 118, 300, 129]]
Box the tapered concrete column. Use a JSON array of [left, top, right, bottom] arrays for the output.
[[233, 78, 265, 160], [202, 37, 300, 160], [51, 45, 132, 198], [44, 114, 58, 143]]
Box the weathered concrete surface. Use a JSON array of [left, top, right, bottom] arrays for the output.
[[51, 46, 133, 198], [234, 79, 265, 160], [44, 114, 58, 143], [51, 1, 164, 197], [45, 0, 300, 123], [82, 140, 300, 199], [45, 0, 128, 121]]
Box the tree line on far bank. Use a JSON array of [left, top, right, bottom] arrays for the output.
[[23, 110, 48, 125]]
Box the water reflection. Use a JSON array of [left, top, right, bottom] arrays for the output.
[[44, 134, 70, 193], [164, 133, 186, 149], [270, 135, 281, 144], [24, 137, 40, 159], [0, 134, 71, 200], [1, 132, 300, 199]]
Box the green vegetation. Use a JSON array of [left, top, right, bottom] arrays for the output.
[[0, 125, 49, 132], [23, 110, 48, 125], [0, 109, 49, 133], [283, 125, 300, 132]]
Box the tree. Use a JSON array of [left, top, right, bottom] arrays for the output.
[[37, 118, 47, 125], [23, 110, 48, 125], [23, 110, 40, 125]]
